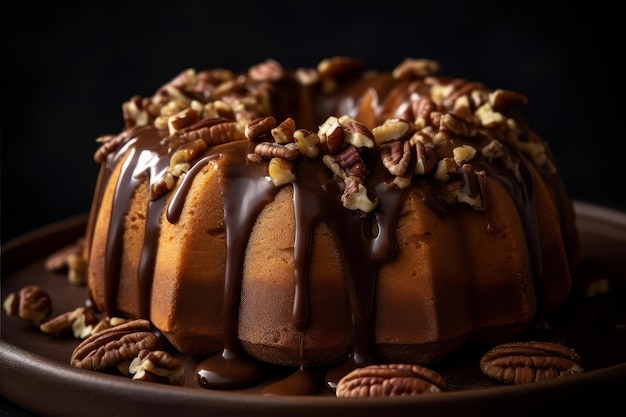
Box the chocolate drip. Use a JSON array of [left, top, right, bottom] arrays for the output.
[[137, 188, 167, 317], [195, 141, 274, 389], [493, 152, 543, 301], [101, 128, 168, 316]]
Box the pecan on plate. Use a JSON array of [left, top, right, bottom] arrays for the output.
[[70, 319, 158, 371], [336, 363, 448, 398], [480, 341, 584, 384], [129, 349, 185, 386], [3, 285, 52, 326]]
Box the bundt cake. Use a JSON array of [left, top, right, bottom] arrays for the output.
[[83, 56, 581, 390]]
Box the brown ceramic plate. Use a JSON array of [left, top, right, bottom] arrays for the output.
[[1, 201, 625, 416]]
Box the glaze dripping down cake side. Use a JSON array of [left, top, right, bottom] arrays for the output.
[[83, 57, 580, 383]]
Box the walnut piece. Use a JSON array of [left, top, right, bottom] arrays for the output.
[[336, 363, 448, 398]]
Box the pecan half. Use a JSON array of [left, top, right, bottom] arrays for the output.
[[480, 341, 584, 384], [70, 319, 158, 371], [336, 363, 448, 398]]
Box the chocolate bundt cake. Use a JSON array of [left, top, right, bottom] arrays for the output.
[[84, 56, 580, 390]]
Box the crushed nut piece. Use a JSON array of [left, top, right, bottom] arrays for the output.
[[293, 129, 320, 158], [271, 118, 296, 144], [3, 285, 52, 326], [342, 176, 379, 213], [67, 254, 88, 286], [268, 157, 296, 186], [392, 58, 441, 80], [372, 118, 412, 146], [129, 349, 185, 386], [45, 238, 85, 273]]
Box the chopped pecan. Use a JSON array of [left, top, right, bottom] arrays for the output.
[[45, 238, 85, 273], [169, 138, 208, 168], [381, 140, 412, 176], [452, 144, 477, 166], [70, 319, 159, 371], [271, 118, 296, 144], [67, 254, 88, 286], [40, 307, 99, 339], [413, 139, 438, 175], [438, 113, 477, 137], [489, 89, 528, 112], [475, 103, 505, 127], [128, 349, 185, 386], [3, 285, 52, 326], [245, 116, 277, 141], [254, 141, 299, 161], [94, 133, 126, 163], [248, 59, 284, 82], [434, 157, 458, 182], [324, 119, 345, 154], [317, 56, 363, 79], [372, 118, 412, 146], [167, 108, 200, 134], [323, 145, 369, 180], [293, 129, 320, 158], [392, 58, 441, 80], [481, 139, 505, 160], [339, 119, 375, 149], [341, 176, 378, 213], [480, 341, 584, 384], [205, 120, 245, 144], [411, 95, 436, 128], [268, 157, 296, 186], [336, 363, 448, 398]]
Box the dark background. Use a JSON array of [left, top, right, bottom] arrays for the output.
[[1, 0, 624, 243]]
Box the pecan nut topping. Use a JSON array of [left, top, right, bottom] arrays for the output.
[[480, 341, 584, 384], [336, 363, 448, 398], [70, 319, 158, 371]]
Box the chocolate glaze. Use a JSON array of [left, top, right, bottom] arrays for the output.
[[85, 63, 579, 394]]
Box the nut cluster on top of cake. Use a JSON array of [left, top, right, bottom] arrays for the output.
[[93, 56, 554, 217]]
